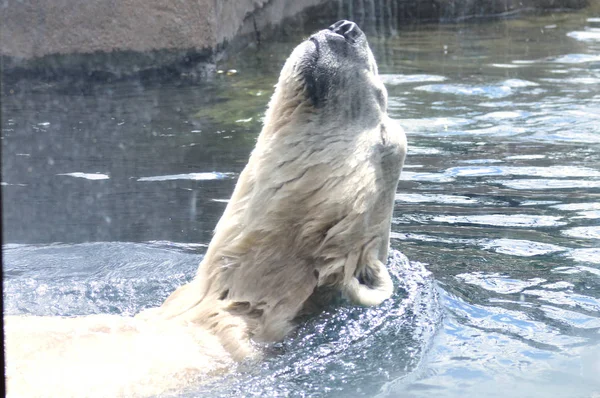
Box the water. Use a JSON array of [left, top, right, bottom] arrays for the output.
[[3, 7, 600, 398]]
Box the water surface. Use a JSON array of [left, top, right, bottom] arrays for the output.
[[3, 7, 600, 398]]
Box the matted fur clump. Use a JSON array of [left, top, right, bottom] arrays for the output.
[[5, 20, 406, 397]]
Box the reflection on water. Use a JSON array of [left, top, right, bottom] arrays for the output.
[[2, 5, 600, 398]]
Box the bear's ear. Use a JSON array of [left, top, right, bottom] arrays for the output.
[[343, 259, 393, 306]]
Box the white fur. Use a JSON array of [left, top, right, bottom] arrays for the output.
[[5, 23, 406, 397]]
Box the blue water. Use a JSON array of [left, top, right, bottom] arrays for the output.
[[3, 7, 600, 398]]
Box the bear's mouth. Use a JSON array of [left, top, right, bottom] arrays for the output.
[[299, 39, 325, 107], [298, 21, 371, 108]]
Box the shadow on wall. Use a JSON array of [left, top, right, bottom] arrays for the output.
[[311, 0, 590, 38]]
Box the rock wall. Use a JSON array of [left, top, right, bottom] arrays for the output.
[[1, 0, 336, 58], [0, 0, 328, 79], [0, 0, 590, 80]]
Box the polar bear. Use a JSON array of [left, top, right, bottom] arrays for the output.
[[142, 19, 407, 357], [5, 20, 406, 397]]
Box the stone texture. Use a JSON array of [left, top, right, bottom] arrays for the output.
[[0, 0, 329, 79], [0, 0, 334, 58], [4, 0, 213, 58], [0, 0, 591, 79]]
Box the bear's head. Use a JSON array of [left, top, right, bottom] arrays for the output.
[[265, 20, 387, 130]]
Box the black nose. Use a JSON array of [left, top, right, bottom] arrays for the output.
[[329, 20, 362, 43]]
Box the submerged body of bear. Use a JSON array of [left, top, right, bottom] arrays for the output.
[[5, 21, 406, 397]]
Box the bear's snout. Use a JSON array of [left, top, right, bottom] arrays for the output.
[[328, 20, 363, 44]]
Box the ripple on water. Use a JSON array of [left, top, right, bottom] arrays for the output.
[[480, 101, 517, 110], [540, 281, 574, 290], [408, 166, 600, 184], [432, 214, 566, 228], [463, 125, 527, 137], [475, 110, 530, 120], [516, 166, 600, 178], [400, 171, 455, 183], [407, 146, 442, 155], [443, 292, 587, 348], [3, 243, 441, 397], [414, 79, 539, 99], [2, 242, 201, 316], [567, 31, 600, 42], [573, 210, 600, 219], [540, 304, 600, 329], [462, 159, 503, 164], [380, 74, 447, 85], [448, 165, 600, 178], [389, 231, 473, 245], [496, 179, 600, 190], [542, 76, 600, 85], [501, 79, 539, 88], [137, 172, 234, 182], [523, 289, 600, 314], [567, 248, 600, 264], [445, 166, 506, 177], [397, 117, 473, 132], [395, 193, 479, 205], [551, 203, 600, 211], [562, 226, 600, 240], [57, 172, 110, 180], [387, 97, 406, 111], [529, 130, 600, 144], [490, 63, 523, 69], [455, 272, 546, 294], [550, 53, 600, 64], [414, 84, 513, 99], [504, 154, 546, 160], [479, 239, 566, 257], [520, 200, 561, 206], [1, 182, 28, 186]]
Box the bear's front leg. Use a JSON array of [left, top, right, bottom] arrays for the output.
[[342, 239, 394, 306], [344, 259, 393, 306]]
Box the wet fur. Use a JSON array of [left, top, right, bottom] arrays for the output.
[[5, 22, 406, 397], [142, 25, 407, 358]]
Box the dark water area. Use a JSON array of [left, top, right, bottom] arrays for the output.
[[3, 5, 600, 398]]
